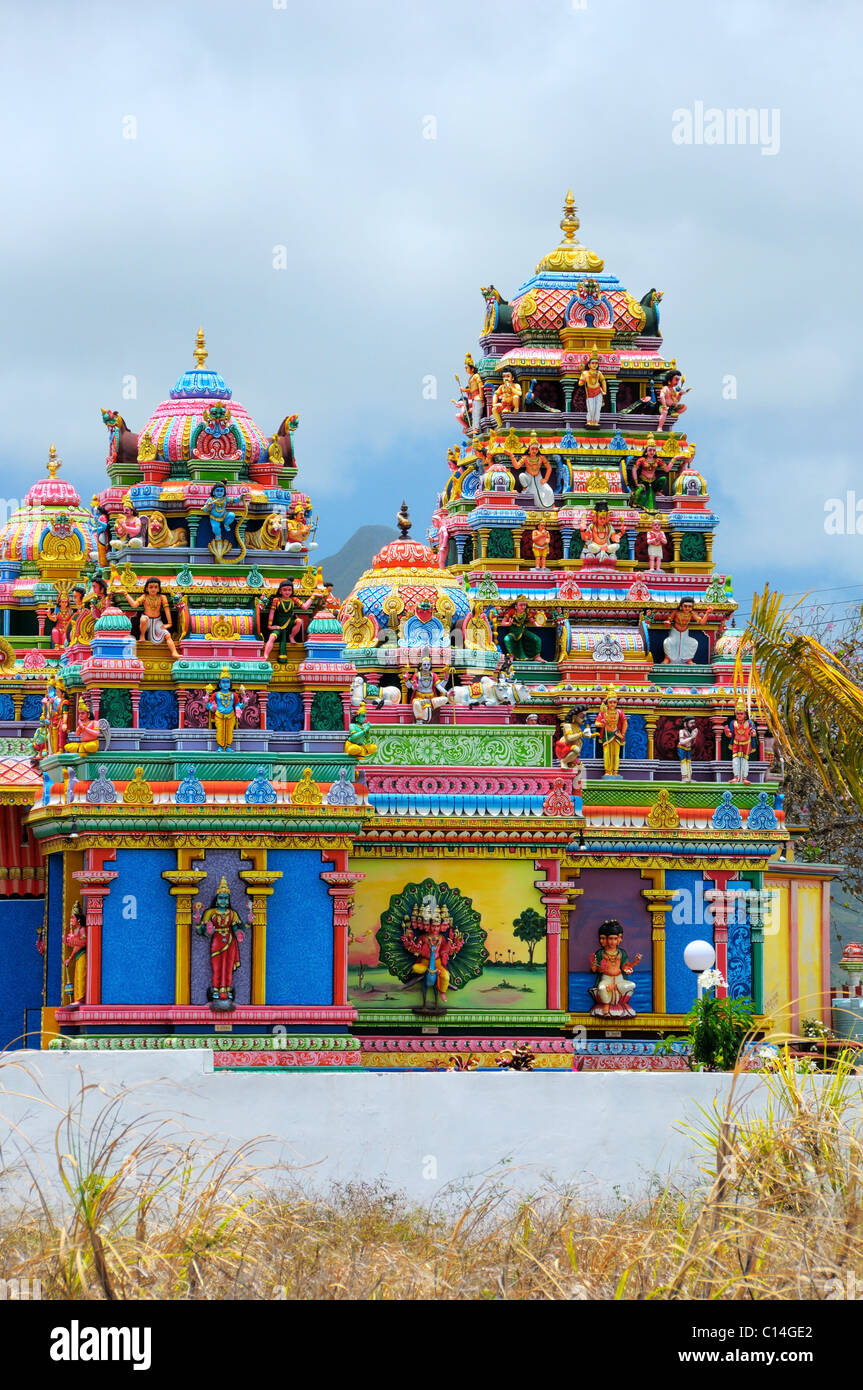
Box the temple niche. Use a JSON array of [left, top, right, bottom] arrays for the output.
[[0, 199, 834, 1068]]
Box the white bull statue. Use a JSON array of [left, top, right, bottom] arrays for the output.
[[450, 670, 531, 706]]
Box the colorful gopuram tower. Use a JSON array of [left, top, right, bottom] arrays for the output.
[[0, 198, 835, 1067]]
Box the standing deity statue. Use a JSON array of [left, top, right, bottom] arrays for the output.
[[589, 919, 642, 1018], [90, 496, 111, 567], [530, 520, 551, 569], [204, 480, 245, 561], [205, 668, 247, 751], [42, 673, 69, 754], [491, 370, 522, 426], [263, 580, 304, 663], [193, 876, 246, 1006], [629, 440, 671, 510], [677, 718, 698, 782], [400, 892, 465, 1013], [594, 688, 627, 777], [578, 350, 607, 427], [725, 699, 757, 784], [63, 901, 88, 1005], [645, 514, 667, 572], [48, 588, 75, 654]]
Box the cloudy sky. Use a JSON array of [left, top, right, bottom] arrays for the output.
[[1, 0, 860, 616]]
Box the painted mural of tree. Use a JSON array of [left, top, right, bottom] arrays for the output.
[[512, 908, 546, 967]]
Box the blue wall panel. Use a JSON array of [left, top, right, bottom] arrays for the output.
[[0, 897, 45, 1049], [266, 851, 332, 1005], [665, 869, 708, 1014], [101, 849, 176, 1004]]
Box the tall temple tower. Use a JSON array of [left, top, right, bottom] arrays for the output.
[[0, 199, 834, 1067]]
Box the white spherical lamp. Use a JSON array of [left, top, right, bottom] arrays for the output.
[[684, 939, 716, 973]]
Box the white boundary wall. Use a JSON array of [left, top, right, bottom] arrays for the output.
[[1, 1051, 859, 1204]]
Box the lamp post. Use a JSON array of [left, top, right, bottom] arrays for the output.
[[684, 938, 716, 999]]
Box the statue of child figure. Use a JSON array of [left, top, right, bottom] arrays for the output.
[[589, 919, 642, 1018]]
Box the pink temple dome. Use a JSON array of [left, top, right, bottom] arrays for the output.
[[373, 538, 437, 570]]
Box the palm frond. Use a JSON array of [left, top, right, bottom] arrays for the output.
[[737, 585, 863, 807]]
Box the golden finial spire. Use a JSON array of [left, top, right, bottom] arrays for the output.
[[193, 326, 208, 369], [47, 443, 60, 479], [560, 189, 580, 243]]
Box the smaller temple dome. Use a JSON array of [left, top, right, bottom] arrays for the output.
[[307, 613, 343, 637], [94, 607, 132, 633], [373, 538, 438, 570]]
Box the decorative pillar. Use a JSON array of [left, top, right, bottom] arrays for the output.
[[239, 861, 283, 1006], [626, 527, 636, 562], [130, 689, 141, 729], [162, 855, 208, 1005], [645, 712, 658, 761], [479, 528, 490, 560], [12, 691, 24, 720], [513, 527, 524, 563], [340, 690, 352, 731], [704, 871, 731, 1000], [608, 380, 619, 413], [177, 689, 188, 729], [187, 517, 200, 548], [534, 859, 567, 1010], [711, 716, 725, 767], [321, 848, 364, 1009], [642, 885, 675, 1014], [455, 534, 467, 564], [756, 719, 768, 763], [89, 688, 101, 719], [562, 380, 575, 412], [302, 690, 313, 732], [560, 526, 573, 560], [72, 849, 118, 1007], [704, 533, 714, 565], [670, 530, 682, 570]]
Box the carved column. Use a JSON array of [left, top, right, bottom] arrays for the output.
[[608, 380, 619, 414], [455, 534, 467, 564], [560, 526, 573, 560], [642, 887, 675, 1014], [562, 380, 575, 412], [644, 712, 658, 761], [177, 689, 188, 729], [12, 691, 24, 720], [478, 528, 490, 560], [513, 527, 524, 563], [187, 517, 200, 548], [302, 691, 313, 732], [321, 849, 365, 1008], [670, 530, 682, 571], [711, 716, 725, 765], [534, 859, 566, 1010], [340, 691, 352, 732], [72, 849, 118, 1006], [162, 857, 208, 1005], [89, 688, 101, 719], [258, 689, 268, 730], [130, 689, 141, 729], [239, 863, 283, 1005], [704, 870, 731, 1000]]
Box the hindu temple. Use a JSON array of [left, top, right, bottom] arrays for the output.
[[0, 195, 834, 1069]]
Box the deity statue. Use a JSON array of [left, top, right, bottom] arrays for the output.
[[661, 596, 713, 664], [491, 369, 522, 426], [344, 701, 378, 759], [120, 577, 180, 659], [83, 574, 112, 632], [725, 698, 757, 784], [205, 667, 247, 751], [458, 353, 485, 432], [555, 707, 592, 769], [64, 700, 110, 757], [193, 876, 246, 1007], [408, 647, 449, 723], [110, 497, 145, 550], [657, 369, 690, 432], [262, 579, 310, 663], [510, 432, 555, 510], [48, 588, 75, 653], [63, 901, 88, 1005], [42, 673, 69, 754], [530, 520, 551, 569], [283, 502, 317, 552], [204, 480, 245, 561], [645, 514, 667, 572], [677, 718, 698, 783], [401, 891, 466, 1013], [90, 496, 111, 566], [629, 440, 671, 510], [501, 596, 543, 662], [594, 687, 627, 777], [578, 350, 607, 427], [589, 920, 642, 1018], [580, 502, 621, 562]]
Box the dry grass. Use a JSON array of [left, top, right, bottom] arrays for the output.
[[0, 1051, 861, 1300]]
